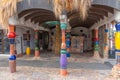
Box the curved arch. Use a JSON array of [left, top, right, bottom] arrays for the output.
[[88, 11, 104, 19], [41, 21, 59, 28], [92, 0, 120, 10], [38, 19, 56, 25], [69, 14, 101, 28], [24, 11, 55, 21], [18, 8, 54, 18], [17, 0, 120, 13], [31, 16, 55, 22], [71, 27, 89, 36], [69, 13, 101, 21], [17, 0, 119, 28], [70, 16, 98, 24], [70, 19, 95, 28], [92, 4, 114, 13], [89, 7, 108, 17], [17, 0, 53, 13], [68, 4, 114, 28], [18, 8, 56, 27]]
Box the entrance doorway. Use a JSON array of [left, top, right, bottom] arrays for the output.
[[39, 31, 49, 51]]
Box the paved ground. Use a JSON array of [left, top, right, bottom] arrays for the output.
[[0, 52, 118, 80]]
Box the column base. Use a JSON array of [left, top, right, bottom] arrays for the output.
[[104, 46, 109, 59], [111, 64, 120, 78], [60, 69, 68, 76], [93, 51, 101, 59], [34, 50, 40, 58], [104, 53, 108, 59], [9, 60, 16, 73]]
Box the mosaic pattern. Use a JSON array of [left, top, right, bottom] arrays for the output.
[[60, 14, 68, 76], [115, 23, 120, 64], [34, 30, 40, 57], [7, 25, 16, 73]]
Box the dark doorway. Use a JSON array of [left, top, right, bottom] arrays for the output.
[[39, 31, 49, 51]]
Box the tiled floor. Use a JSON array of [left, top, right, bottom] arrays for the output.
[[0, 52, 118, 80]]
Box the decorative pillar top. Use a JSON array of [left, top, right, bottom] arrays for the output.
[[60, 15, 67, 23], [9, 15, 18, 25], [115, 23, 120, 31], [60, 15, 67, 30]]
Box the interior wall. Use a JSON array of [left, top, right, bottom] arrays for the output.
[[16, 26, 26, 54], [50, 28, 55, 51], [29, 28, 35, 50], [16, 26, 34, 54], [50, 27, 93, 51], [0, 28, 8, 54], [71, 27, 92, 51]]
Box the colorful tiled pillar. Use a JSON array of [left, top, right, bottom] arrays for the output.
[[111, 22, 120, 77], [66, 26, 71, 58], [108, 21, 116, 58], [26, 31, 31, 56], [93, 29, 100, 58], [54, 25, 61, 54], [7, 25, 16, 73], [115, 23, 120, 64], [104, 24, 109, 59], [34, 30, 40, 58], [60, 14, 68, 76]]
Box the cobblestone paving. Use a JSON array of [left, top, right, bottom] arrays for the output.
[[0, 52, 118, 80]]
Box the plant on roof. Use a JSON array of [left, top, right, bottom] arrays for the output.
[[49, 0, 92, 20], [0, 0, 21, 28]]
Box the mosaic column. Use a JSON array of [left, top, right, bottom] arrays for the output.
[[34, 30, 40, 58], [26, 31, 31, 56], [7, 25, 16, 73], [60, 15, 68, 76], [104, 24, 109, 59], [109, 22, 116, 58], [111, 23, 120, 78], [115, 23, 120, 64], [55, 25, 61, 54], [66, 26, 71, 58], [93, 29, 100, 58]]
